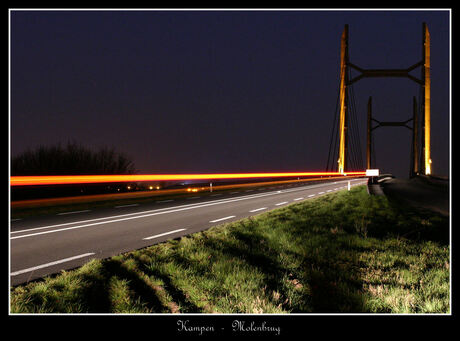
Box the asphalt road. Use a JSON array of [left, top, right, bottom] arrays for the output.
[[10, 178, 366, 286], [380, 176, 449, 216]]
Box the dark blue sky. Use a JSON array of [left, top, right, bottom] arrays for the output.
[[10, 10, 450, 178]]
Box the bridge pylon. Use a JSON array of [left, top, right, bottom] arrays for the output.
[[337, 23, 431, 175]]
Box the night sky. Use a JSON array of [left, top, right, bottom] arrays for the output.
[[10, 10, 450, 178]]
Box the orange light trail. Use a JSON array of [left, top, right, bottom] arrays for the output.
[[10, 172, 366, 186]]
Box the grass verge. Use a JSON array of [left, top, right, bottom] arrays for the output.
[[10, 186, 450, 313]]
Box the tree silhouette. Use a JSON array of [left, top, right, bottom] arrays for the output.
[[11, 142, 138, 200], [12, 142, 137, 176]]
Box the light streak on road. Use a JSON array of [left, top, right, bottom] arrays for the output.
[[10, 171, 366, 186]]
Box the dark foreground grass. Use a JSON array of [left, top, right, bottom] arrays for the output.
[[10, 186, 450, 313]]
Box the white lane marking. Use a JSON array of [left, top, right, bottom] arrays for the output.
[[334, 188, 339, 190], [156, 199, 174, 203], [210, 216, 236, 223], [11, 179, 362, 239], [7, 186, 284, 234], [249, 207, 267, 212], [230, 191, 240, 194], [186, 196, 200, 200], [308, 194, 315, 197], [11, 253, 95, 277], [275, 202, 288, 206], [293, 197, 304, 201], [210, 193, 222, 197], [57, 210, 91, 216], [326, 190, 332, 192], [115, 204, 139, 208], [143, 228, 187, 240], [318, 192, 325, 194]]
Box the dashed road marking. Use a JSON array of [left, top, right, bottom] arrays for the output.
[[249, 207, 267, 212], [210, 216, 236, 223], [11, 253, 95, 277], [57, 210, 91, 216], [115, 204, 139, 208], [143, 228, 187, 240]]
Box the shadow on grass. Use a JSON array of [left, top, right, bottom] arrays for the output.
[[72, 258, 167, 313], [77, 270, 112, 313], [141, 262, 203, 313], [378, 194, 449, 246], [102, 258, 167, 312], [205, 219, 369, 312], [165, 225, 299, 312]]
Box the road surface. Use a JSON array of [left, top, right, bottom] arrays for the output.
[[380, 176, 449, 216], [10, 178, 366, 286]]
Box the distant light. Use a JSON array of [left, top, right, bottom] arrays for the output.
[[127, 186, 131, 190], [156, 186, 160, 190], [149, 186, 153, 190]]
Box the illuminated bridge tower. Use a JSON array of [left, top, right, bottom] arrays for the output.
[[337, 24, 349, 174], [337, 23, 432, 175]]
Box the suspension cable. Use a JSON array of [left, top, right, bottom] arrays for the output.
[[346, 68, 362, 170], [326, 66, 344, 171], [348, 76, 364, 170]]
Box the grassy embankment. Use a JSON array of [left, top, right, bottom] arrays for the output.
[[10, 185, 449, 313]]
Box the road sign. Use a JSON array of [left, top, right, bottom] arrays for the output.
[[366, 169, 379, 176]]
